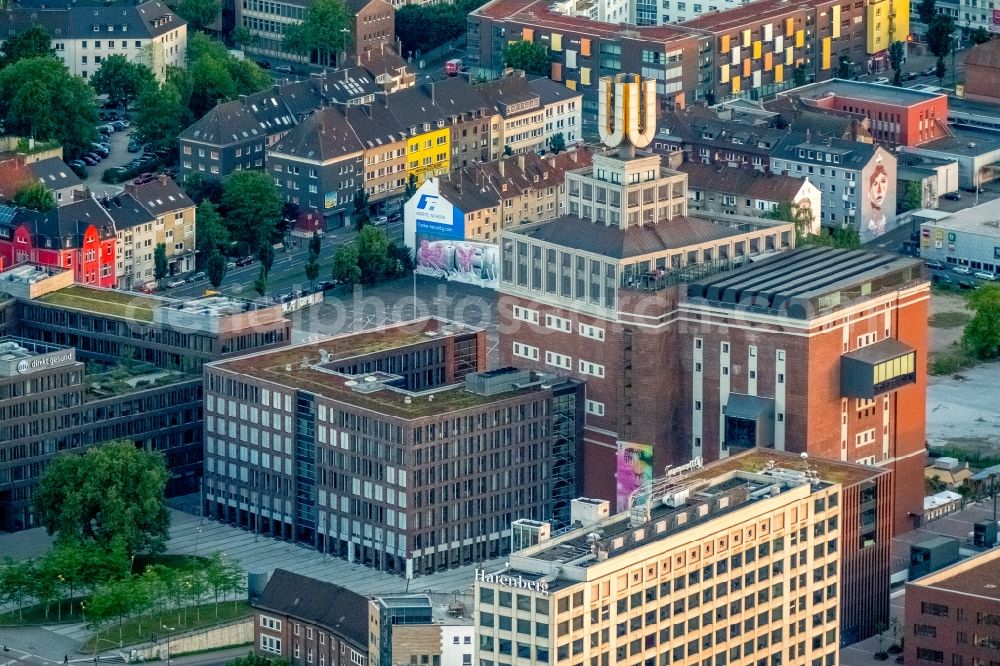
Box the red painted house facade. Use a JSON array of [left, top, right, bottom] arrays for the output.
[[0, 199, 117, 287]]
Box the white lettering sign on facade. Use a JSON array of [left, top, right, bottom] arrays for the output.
[[475, 568, 550, 596], [16, 352, 74, 374]]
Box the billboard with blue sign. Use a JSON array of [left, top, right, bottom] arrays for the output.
[[413, 192, 464, 239]]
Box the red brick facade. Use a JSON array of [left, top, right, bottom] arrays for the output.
[[499, 281, 928, 537]]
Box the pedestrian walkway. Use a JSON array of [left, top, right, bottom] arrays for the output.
[[164, 508, 502, 597]]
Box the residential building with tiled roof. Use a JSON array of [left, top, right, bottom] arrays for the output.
[[101, 193, 155, 289], [268, 107, 365, 226], [25, 158, 84, 207], [428, 148, 593, 242], [254, 569, 370, 663], [4, 0, 187, 81], [678, 160, 821, 232], [0, 198, 117, 286]]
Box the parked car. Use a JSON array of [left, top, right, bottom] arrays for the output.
[[127, 140, 142, 153], [924, 260, 945, 270], [235, 256, 254, 267], [958, 279, 977, 290], [953, 265, 972, 275], [905, 72, 919, 81], [166, 278, 186, 288], [90, 144, 109, 158], [225, 261, 237, 271], [136, 282, 156, 294], [274, 64, 293, 74], [387, 211, 402, 223], [84, 152, 103, 163], [922, 66, 936, 76], [104, 167, 129, 183], [98, 110, 119, 122], [874, 77, 890, 84], [932, 273, 952, 285], [81, 155, 98, 166], [372, 215, 388, 227], [112, 120, 130, 131], [133, 173, 158, 185], [974, 271, 997, 281], [97, 124, 115, 134], [185, 271, 207, 283], [255, 60, 271, 69], [69, 161, 88, 178], [942, 192, 961, 201]]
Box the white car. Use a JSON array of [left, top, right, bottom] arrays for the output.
[[166, 278, 186, 288], [974, 271, 997, 281], [874, 77, 890, 85], [372, 215, 388, 227], [952, 265, 971, 275]]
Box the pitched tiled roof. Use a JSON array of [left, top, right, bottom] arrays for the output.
[[10, 1, 186, 40], [658, 108, 787, 157], [678, 162, 806, 202], [101, 193, 153, 230], [27, 157, 83, 191], [770, 132, 879, 169], [125, 176, 194, 216], [343, 102, 407, 147], [477, 75, 539, 117], [512, 214, 736, 259], [526, 77, 582, 106], [271, 106, 364, 161], [255, 570, 368, 649], [388, 78, 488, 130], [15, 197, 117, 248]]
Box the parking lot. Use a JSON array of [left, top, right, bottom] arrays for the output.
[[78, 127, 132, 198]]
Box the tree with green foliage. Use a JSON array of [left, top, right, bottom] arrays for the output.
[[503, 144, 513, 157], [305, 256, 320, 285], [897, 181, 922, 213], [13, 183, 55, 212], [395, 2, 469, 56], [309, 230, 321, 258], [386, 242, 414, 278], [184, 172, 224, 205], [231, 26, 260, 50], [763, 200, 815, 239], [221, 170, 282, 252], [927, 15, 955, 82], [0, 25, 53, 67], [207, 250, 228, 288], [133, 81, 185, 152], [253, 266, 268, 297], [970, 27, 992, 45], [196, 200, 230, 261], [404, 174, 418, 199], [283, 0, 351, 67], [793, 63, 808, 87], [154, 243, 169, 282], [0, 57, 98, 159], [889, 41, 905, 86], [0, 557, 35, 620], [917, 0, 937, 24], [332, 243, 361, 286], [504, 41, 550, 76], [189, 53, 237, 119], [185, 33, 270, 118], [177, 0, 221, 31], [88, 576, 138, 645], [548, 132, 566, 154], [963, 283, 1000, 359], [804, 226, 861, 249], [90, 55, 155, 110], [258, 239, 276, 276], [227, 653, 287, 666], [353, 189, 371, 230], [33, 441, 171, 556], [356, 225, 389, 284]]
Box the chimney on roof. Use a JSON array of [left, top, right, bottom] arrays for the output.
[[805, 128, 811, 144], [499, 160, 504, 177], [517, 154, 525, 172]]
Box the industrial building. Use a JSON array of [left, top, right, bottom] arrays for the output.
[[202, 318, 585, 577], [918, 199, 1000, 276]]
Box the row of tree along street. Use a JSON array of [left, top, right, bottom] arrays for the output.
[[0, 442, 247, 647]]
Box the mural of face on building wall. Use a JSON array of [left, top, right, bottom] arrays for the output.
[[866, 164, 889, 240]]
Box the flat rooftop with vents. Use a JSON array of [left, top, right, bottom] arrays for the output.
[[685, 247, 925, 319], [491, 449, 868, 590]]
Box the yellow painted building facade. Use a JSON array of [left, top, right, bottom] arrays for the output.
[[866, 0, 909, 54], [407, 126, 451, 186]]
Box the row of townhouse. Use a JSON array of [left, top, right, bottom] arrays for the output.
[[179, 66, 582, 227], [0, 176, 195, 290], [468, 0, 910, 112], [4, 0, 186, 82]]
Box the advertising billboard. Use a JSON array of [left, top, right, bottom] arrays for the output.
[[414, 193, 464, 240], [615, 442, 654, 512], [415, 239, 499, 289]]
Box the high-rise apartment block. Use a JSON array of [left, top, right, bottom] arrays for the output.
[[202, 318, 585, 577], [473, 451, 857, 666]]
